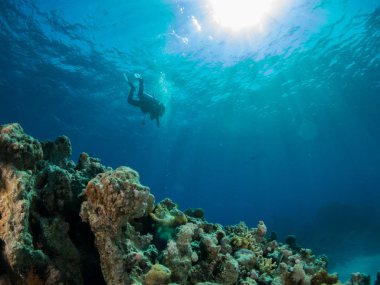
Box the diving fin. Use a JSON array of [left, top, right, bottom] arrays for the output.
[[134, 73, 142, 80]]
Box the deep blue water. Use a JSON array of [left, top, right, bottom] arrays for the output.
[[1, 0, 380, 280]]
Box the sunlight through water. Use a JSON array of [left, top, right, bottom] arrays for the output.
[[208, 0, 291, 32], [166, 0, 309, 64]]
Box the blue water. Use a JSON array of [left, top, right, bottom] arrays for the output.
[[1, 0, 380, 280]]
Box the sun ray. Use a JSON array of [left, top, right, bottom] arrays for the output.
[[208, 0, 289, 32]]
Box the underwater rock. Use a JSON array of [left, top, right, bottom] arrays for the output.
[[184, 207, 205, 219], [285, 234, 301, 251], [144, 263, 171, 285], [34, 164, 73, 215], [0, 122, 374, 284], [150, 198, 188, 227], [0, 164, 49, 281], [75, 152, 109, 179], [41, 135, 71, 168], [80, 166, 154, 234], [80, 166, 155, 284], [161, 223, 198, 283], [310, 269, 339, 285], [350, 272, 371, 285], [0, 123, 102, 284], [0, 123, 43, 170], [234, 248, 257, 268]]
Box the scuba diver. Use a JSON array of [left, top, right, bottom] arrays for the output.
[[124, 73, 165, 127]]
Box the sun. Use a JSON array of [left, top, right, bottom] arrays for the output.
[[208, 0, 285, 32]]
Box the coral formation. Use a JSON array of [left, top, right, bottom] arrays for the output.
[[144, 263, 171, 285], [150, 198, 188, 227], [80, 166, 155, 284], [0, 122, 376, 284], [0, 123, 43, 170], [350, 272, 371, 285], [0, 124, 83, 284], [41, 135, 71, 168]]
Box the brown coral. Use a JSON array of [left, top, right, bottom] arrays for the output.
[[311, 269, 339, 285], [144, 263, 171, 285]]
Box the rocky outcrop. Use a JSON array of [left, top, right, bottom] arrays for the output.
[[0, 123, 100, 284], [80, 167, 155, 284], [0, 123, 373, 285], [0, 123, 43, 170]]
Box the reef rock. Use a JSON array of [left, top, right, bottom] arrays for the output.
[[80, 166, 155, 284], [41, 135, 71, 168], [0, 123, 95, 284], [0, 123, 373, 285], [0, 123, 43, 170]]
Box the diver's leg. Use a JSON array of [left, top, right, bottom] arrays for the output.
[[127, 84, 140, 106], [137, 78, 144, 100], [123, 73, 131, 83]]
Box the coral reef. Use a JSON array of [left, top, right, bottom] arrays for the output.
[[0, 123, 43, 170], [0, 124, 104, 284], [80, 166, 155, 284], [350, 272, 371, 285], [144, 263, 171, 285], [150, 198, 188, 228], [0, 123, 376, 285]]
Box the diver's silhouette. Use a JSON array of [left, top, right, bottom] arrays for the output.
[[125, 73, 165, 127]]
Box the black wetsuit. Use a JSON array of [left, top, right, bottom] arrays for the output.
[[128, 79, 163, 127]]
